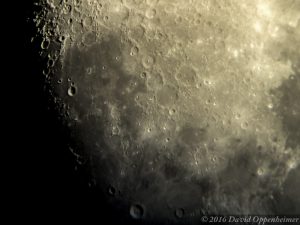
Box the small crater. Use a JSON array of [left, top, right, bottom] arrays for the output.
[[68, 86, 77, 97], [142, 55, 155, 69], [130, 204, 145, 219], [108, 185, 116, 196], [41, 39, 50, 50]]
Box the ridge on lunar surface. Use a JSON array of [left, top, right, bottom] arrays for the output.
[[28, 0, 300, 223]]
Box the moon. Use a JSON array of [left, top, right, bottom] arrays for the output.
[[27, 0, 300, 223]]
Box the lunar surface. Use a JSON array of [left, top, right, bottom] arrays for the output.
[[27, 0, 300, 224]]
